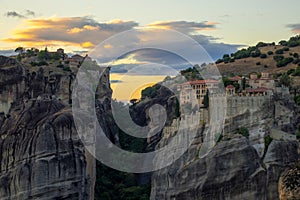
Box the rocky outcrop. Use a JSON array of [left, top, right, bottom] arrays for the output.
[[0, 56, 26, 114], [0, 96, 93, 199], [151, 90, 299, 199], [0, 56, 25, 86], [279, 161, 300, 200], [151, 134, 298, 200], [0, 56, 115, 199]]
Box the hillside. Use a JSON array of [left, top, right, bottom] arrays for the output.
[[217, 36, 300, 76]]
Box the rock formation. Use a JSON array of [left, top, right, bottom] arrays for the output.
[[0, 56, 114, 199], [0, 95, 93, 199], [150, 89, 299, 199], [279, 161, 300, 200]]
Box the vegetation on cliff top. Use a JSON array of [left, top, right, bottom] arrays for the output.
[[217, 35, 300, 75]]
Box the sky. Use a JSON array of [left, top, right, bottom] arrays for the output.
[[1, 0, 300, 100]]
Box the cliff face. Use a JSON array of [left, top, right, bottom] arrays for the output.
[[278, 161, 300, 200], [151, 136, 298, 200], [0, 56, 114, 199], [151, 92, 299, 200], [0, 96, 93, 199]]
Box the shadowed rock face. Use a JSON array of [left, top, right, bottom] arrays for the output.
[[0, 56, 25, 86], [0, 56, 115, 199], [151, 135, 299, 200], [0, 96, 93, 199], [279, 161, 300, 200]]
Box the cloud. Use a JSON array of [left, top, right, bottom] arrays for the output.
[[147, 20, 217, 33], [25, 10, 35, 17], [4, 10, 35, 19], [287, 23, 300, 33], [5, 11, 26, 18], [1, 17, 241, 68], [2, 17, 138, 48]]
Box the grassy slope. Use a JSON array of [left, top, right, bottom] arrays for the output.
[[217, 45, 300, 76]]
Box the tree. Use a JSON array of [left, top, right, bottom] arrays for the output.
[[222, 77, 232, 87], [279, 40, 288, 46], [279, 73, 291, 87], [238, 127, 249, 138], [275, 49, 284, 54], [260, 54, 267, 58], [202, 90, 209, 108], [130, 99, 138, 105], [26, 49, 35, 57], [242, 77, 246, 90], [276, 57, 294, 67], [294, 95, 300, 105], [15, 47, 24, 54]]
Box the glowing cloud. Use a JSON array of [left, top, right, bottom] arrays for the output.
[[1, 17, 138, 50]]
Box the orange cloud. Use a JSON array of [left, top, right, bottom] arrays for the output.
[[81, 41, 94, 48], [1, 17, 138, 50]]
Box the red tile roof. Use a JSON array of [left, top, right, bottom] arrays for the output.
[[226, 85, 235, 89], [229, 76, 242, 81], [182, 79, 220, 85]]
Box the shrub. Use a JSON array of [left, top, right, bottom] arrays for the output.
[[293, 53, 299, 58], [294, 95, 300, 105], [30, 61, 48, 66], [256, 62, 261, 65], [296, 130, 300, 139], [256, 42, 268, 47], [56, 64, 64, 68], [288, 40, 300, 47], [293, 59, 300, 64], [231, 46, 257, 59], [38, 61, 48, 66], [275, 49, 284, 54], [264, 135, 273, 150], [238, 127, 249, 138], [277, 57, 294, 67], [280, 73, 291, 86], [50, 53, 61, 60], [279, 40, 288, 46], [216, 59, 223, 64], [293, 66, 300, 76], [267, 51, 273, 55], [287, 68, 295, 75], [273, 55, 284, 62], [251, 50, 261, 57], [283, 47, 290, 51], [260, 54, 267, 58], [223, 57, 231, 63], [63, 66, 71, 71], [264, 65, 268, 68], [223, 54, 230, 58]]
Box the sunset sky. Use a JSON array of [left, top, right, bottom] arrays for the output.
[[1, 0, 299, 53], [1, 0, 300, 100]]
